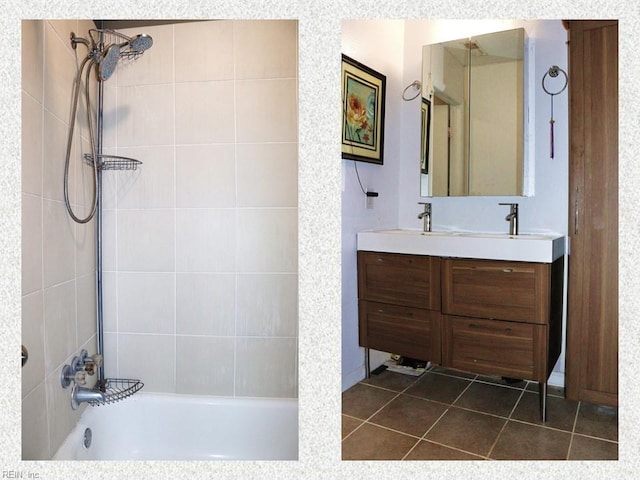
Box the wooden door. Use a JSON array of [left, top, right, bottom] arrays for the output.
[[566, 20, 618, 406]]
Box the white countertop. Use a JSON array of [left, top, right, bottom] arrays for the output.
[[357, 229, 565, 263]]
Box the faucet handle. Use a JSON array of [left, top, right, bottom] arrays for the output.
[[74, 371, 87, 385]]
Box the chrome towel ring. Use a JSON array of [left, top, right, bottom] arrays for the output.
[[542, 65, 568, 159], [402, 80, 422, 101]]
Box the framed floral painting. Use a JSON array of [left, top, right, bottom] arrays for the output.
[[341, 55, 386, 165]]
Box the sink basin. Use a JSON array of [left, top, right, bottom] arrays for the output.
[[381, 229, 459, 237], [357, 229, 565, 263]]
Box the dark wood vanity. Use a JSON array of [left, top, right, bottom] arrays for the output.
[[357, 251, 564, 420]]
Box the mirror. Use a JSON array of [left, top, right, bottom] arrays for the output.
[[420, 28, 526, 197]]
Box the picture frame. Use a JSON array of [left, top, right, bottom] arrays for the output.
[[341, 54, 386, 165], [420, 96, 431, 174]]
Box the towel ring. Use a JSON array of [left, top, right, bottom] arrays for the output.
[[402, 80, 422, 101], [542, 65, 567, 159], [542, 65, 567, 96]]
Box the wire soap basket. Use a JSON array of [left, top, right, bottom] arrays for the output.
[[91, 378, 145, 406], [84, 153, 142, 171]]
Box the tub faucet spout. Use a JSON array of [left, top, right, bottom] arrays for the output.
[[71, 384, 105, 410]]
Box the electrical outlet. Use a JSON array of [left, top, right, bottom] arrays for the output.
[[366, 195, 374, 209]]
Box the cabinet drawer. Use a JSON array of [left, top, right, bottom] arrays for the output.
[[442, 258, 550, 324], [359, 301, 441, 363], [358, 251, 440, 310], [442, 316, 546, 381]]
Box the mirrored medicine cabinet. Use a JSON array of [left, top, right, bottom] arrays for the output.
[[420, 28, 526, 197]]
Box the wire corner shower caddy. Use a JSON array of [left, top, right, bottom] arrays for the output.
[[62, 27, 153, 407]]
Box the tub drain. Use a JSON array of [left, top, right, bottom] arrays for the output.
[[83, 428, 92, 449]]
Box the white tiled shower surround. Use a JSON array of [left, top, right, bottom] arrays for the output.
[[21, 19, 298, 460], [101, 20, 298, 396], [21, 19, 100, 461]]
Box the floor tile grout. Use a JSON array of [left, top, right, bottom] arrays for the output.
[[343, 369, 618, 460]]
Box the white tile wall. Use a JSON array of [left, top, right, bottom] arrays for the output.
[[236, 208, 298, 272], [21, 92, 43, 197], [116, 146, 175, 209], [175, 81, 236, 144], [175, 209, 237, 272], [107, 20, 298, 400], [236, 79, 298, 143], [176, 336, 235, 395], [174, 21, 234, 82], [21, 194, 42, 295], [21, 19, 101, 460], [176, 273, 235, 336], [176, 144, 236, 208], [116, 210, 175, 271], [116, 84, 174, 147], [235, 337, 298, 397], [236, 143, 298, 207], [118, 334, 176, 392], [117, 272, 175, 334], [236, 274, 298, 337], [234, 20, 298, 80]]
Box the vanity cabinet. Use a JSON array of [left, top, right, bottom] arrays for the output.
[[357, 252, 564, 420], [441, 258, 564, 387], [357, 252, 442, 366]]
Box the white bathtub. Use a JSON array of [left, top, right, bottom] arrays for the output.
[[53, 393, 298, 460]]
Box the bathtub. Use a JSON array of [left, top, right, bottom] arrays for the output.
[[52, 393, 298, 460]]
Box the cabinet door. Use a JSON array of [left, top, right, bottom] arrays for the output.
[[358, 251, 440, 310], [442, 258, 549, 324], [359, 301, 441, 363], [442, 315, 546, 381], [566, 20, 618, 406]]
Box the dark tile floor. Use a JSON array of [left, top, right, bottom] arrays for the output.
[[342, 366, 618, 460]]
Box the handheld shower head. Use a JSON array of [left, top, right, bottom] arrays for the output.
[[99, 44, 121, 81], [89, 30, 153, 82], [128, 34, 153, 53]]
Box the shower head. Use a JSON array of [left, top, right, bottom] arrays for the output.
[[99, 44, 121, 81], [90, 30, 153, 82], [128, 34, 153, 53]]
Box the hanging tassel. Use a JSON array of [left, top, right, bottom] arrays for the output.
[[550, 118, 555, 159]]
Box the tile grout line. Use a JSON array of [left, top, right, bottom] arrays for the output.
[[485, 418, 510, 460], [341, 415, 367, 443], [565, 401, 582, 459], [484, 382, 528, 459], [402, 374, 476, 460], [344, 373, 617, 460]]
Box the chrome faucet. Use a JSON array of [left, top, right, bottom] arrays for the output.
[[61, 349, 106, 409], [499, 203, 519, 235], [418, 202, 432, 232], [71, 384, 106, 410]]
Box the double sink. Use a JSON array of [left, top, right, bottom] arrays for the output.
[[357, 229, 565, 263]]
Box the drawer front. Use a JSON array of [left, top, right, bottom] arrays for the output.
[[359, 301, 441, 364], [442, 316, 546, 381], [442, 258, 549, 324], [358, 251, 440, 310]]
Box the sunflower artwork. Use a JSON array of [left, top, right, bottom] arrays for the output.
[[341, 55, 386, 164]]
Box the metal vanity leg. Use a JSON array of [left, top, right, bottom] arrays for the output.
[[364, 348, 371, 379], [539, 382, 547, 422]]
